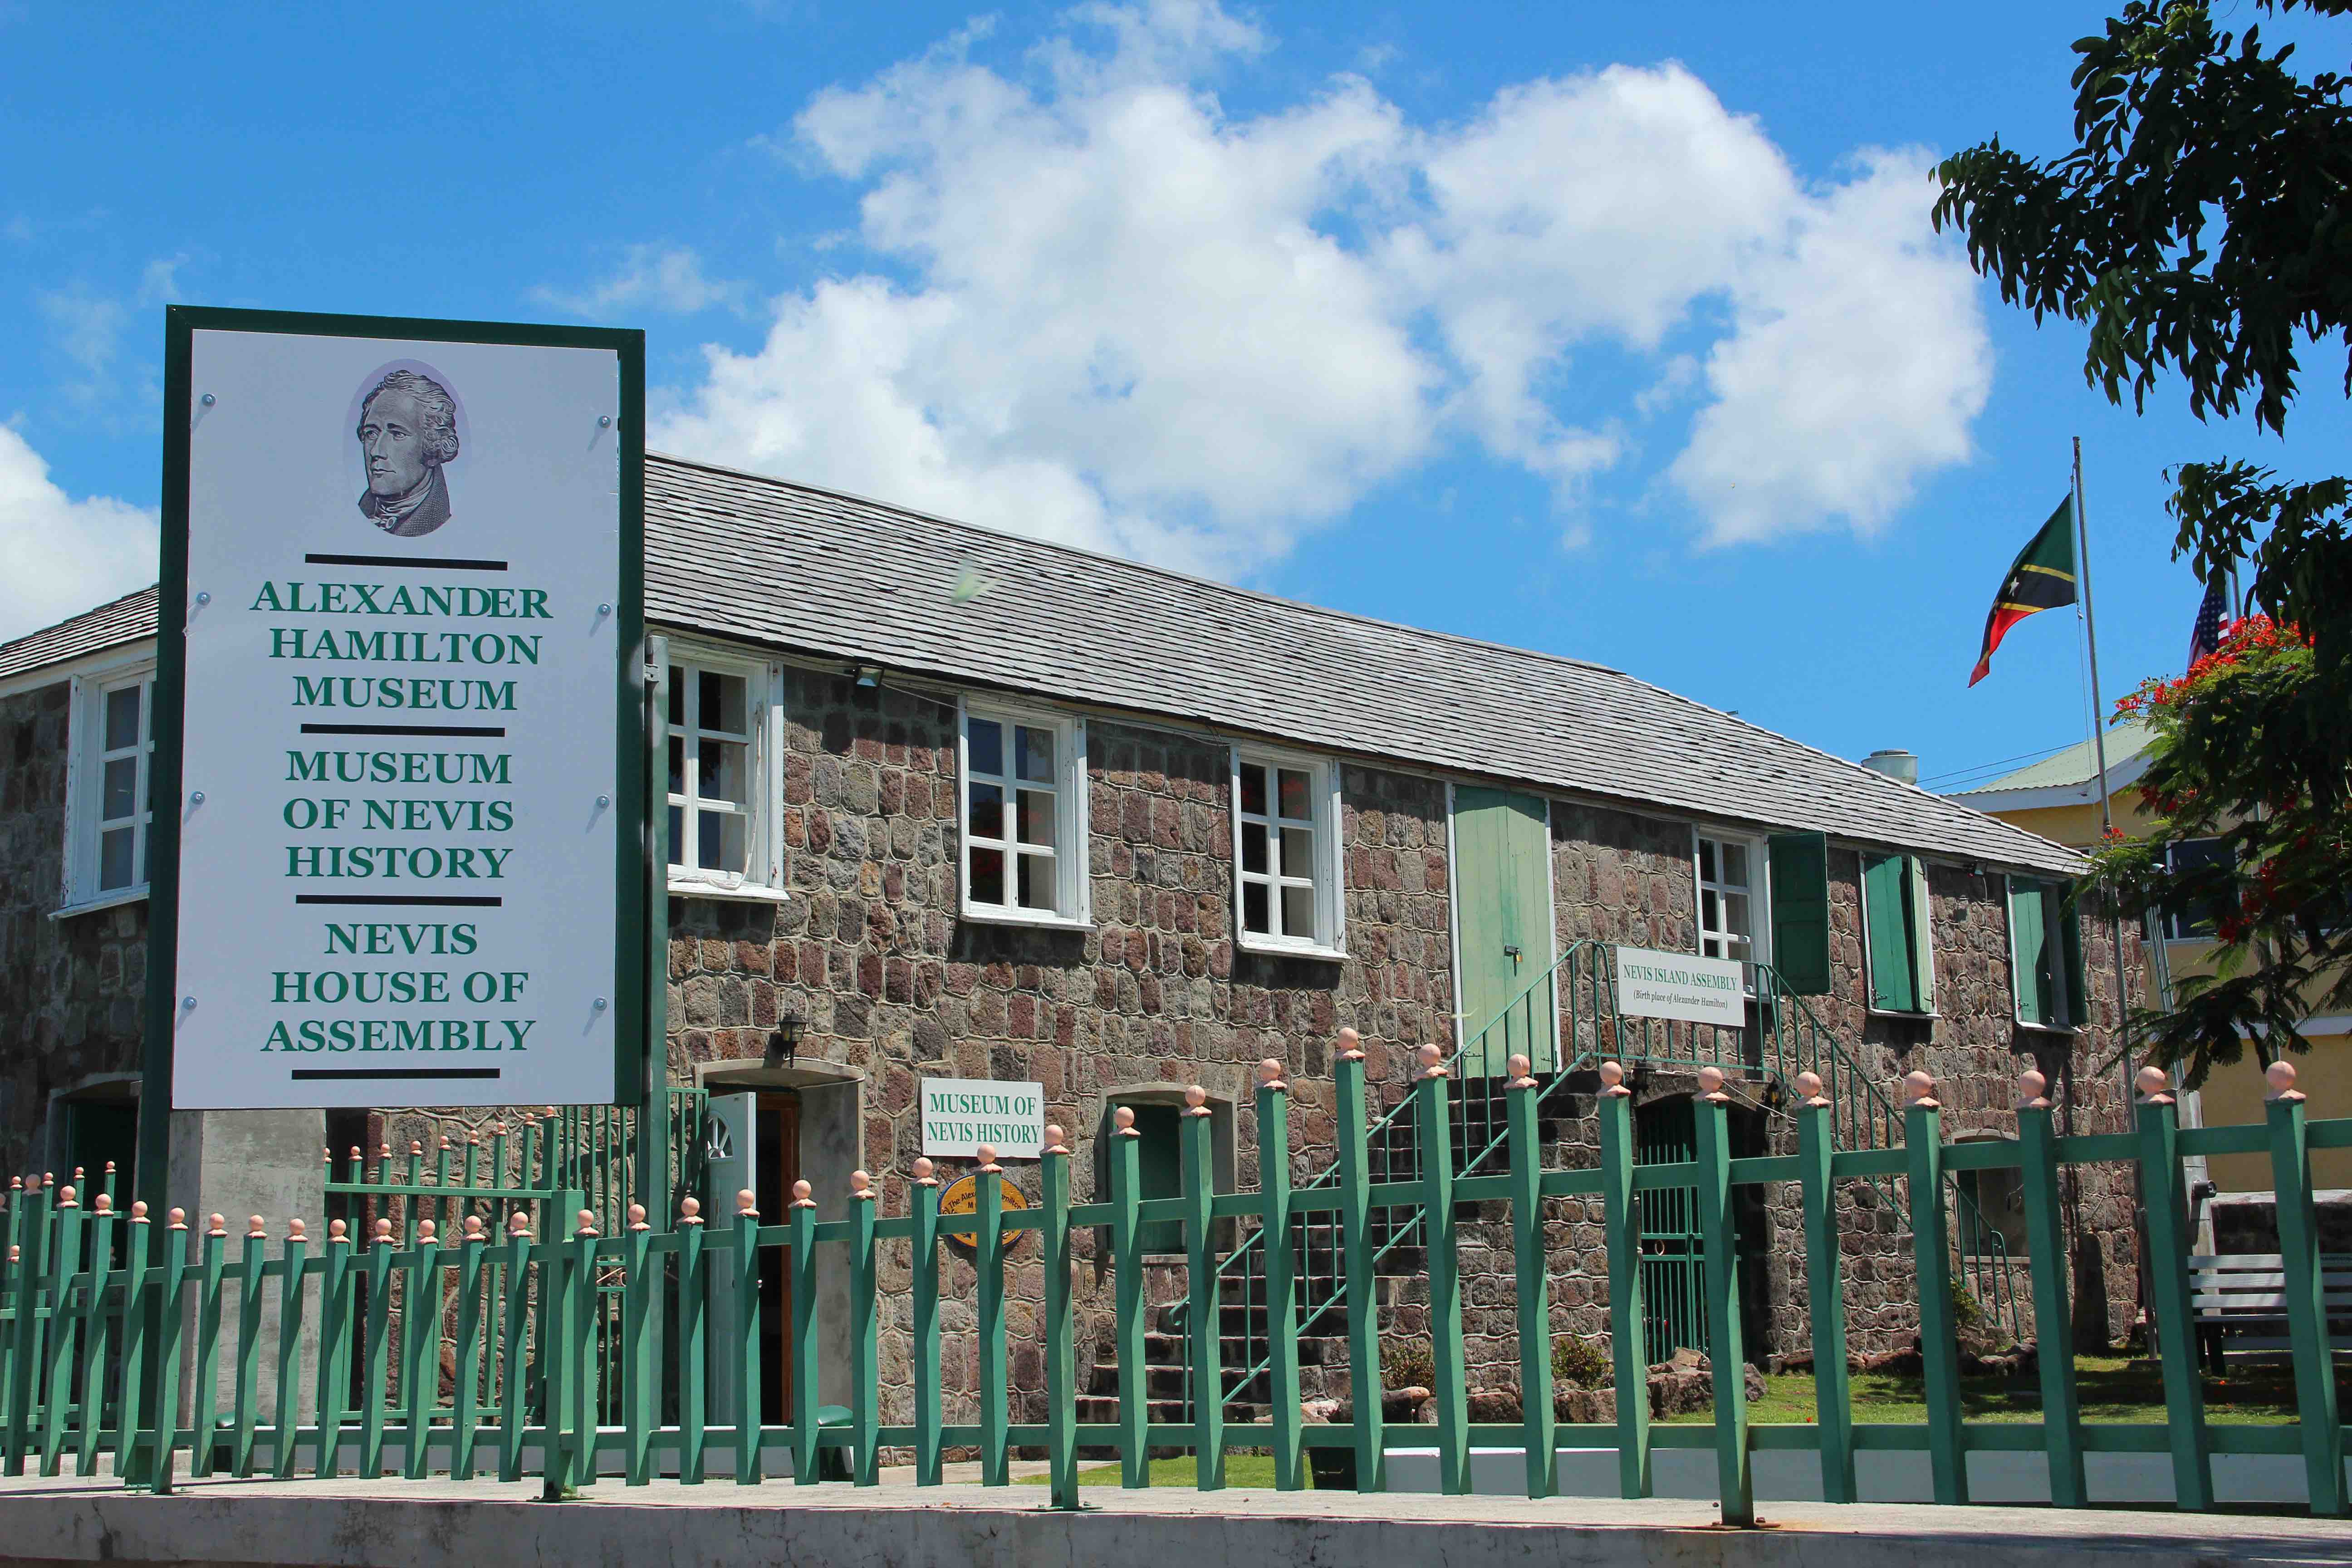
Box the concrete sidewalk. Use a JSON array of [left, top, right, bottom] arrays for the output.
[[0, 1471, 2344, 1568]]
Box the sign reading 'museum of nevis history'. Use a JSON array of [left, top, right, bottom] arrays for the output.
[[921, 1078, 1045, 1160], [161, 308, 645, 1109], [1612, 944, 1747, 1028]]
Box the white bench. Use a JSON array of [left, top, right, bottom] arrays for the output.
[[2186, 1253, 2352, 1373]]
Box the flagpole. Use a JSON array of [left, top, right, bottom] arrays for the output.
[[2073, 436, 2116, 844]]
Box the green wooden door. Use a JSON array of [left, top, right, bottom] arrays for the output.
[[1453, 786, 1557, 1076]]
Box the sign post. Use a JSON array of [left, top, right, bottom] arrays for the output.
[[139, 308, 647, 1215]]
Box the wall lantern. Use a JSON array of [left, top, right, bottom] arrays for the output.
[[766, 1013, 805, 1070]]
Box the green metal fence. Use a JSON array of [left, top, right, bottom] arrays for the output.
[[0, 1054, 2342, 1519]]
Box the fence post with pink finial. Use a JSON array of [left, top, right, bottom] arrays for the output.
[[1109, 1108, 1148, 1488], [1180, 1084, 1226, 1491], [1414, 1044, 1468, 1497], [314, 1217, 351, 1481], [1595, 1059, 1650, 1499], [730, 1188, 762, 1486], [37, 1182, 82, 1476], [1329, 1031, 1377, 1494], [675, 1196, 708, 1486], [1040, 1127, 1079, 1509], [359, 1218, 397, 1479], [787, 1179, 820, 1487], [2131, 1064, 2213, 1508], [1256, 1058, 1305, 1492], [402, 1217, 441, 1480], [1504, 1052, 1555, 1499], [2015, 1067, 2085, 1508], [2263, 1060, 2346, 1516], [975, 1147, 1010, 1487], [272, 1217, 311, 1480], [1901, 1070, 1965, 1507], [910, 1156, 942, 1486], [1794, 1068, 1855, 1503], [1692, 1066, 1752, 1526], [551, 1204, 598, 1499], [114, 1199, 155, 1482], [2, 1176, 49, 1477], [622, 1202, 657, 1486], [848, 1170, 881, 1488], [187, 1213, 232, 1480], [74, 1192, 118, 1478], [229, 1215, 267, 1478], [450, 1215, 487, 1482]]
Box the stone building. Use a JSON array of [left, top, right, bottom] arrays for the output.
[[0, 453, 2142, 1432]]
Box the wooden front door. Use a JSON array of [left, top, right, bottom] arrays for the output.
[[1452, 786, 1557, 1075], [755, 1091, 799, 1416]]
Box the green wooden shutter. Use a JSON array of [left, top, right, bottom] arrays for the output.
[[2008, 877, 2053, 1026], [1862, 853, 1916, 1012], [1908, 856, 1937, 1015], [2057, 887, 2088, 1031], [1767, 832, 1832, 995]]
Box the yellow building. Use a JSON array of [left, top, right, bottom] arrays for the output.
[[1949, 721, 2352, 1194]]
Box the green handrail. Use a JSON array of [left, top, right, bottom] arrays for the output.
[[1181, 940, 2021, 1416]]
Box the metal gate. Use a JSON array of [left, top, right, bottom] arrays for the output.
[[1633, 1096, 1706, 1362]]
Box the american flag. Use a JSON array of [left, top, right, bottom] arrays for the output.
[[2187, 574, 2228, 666]]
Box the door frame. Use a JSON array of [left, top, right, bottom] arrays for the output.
[[1445, 781, 1562, 1064]]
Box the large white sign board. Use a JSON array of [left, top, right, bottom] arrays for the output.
[[921, 1079, 1045, 1160], [166, 313, 640, 1108], [1612, 945, 1747, 1028]]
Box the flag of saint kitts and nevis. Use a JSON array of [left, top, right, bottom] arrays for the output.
[[1968, 496, 2078, 685]]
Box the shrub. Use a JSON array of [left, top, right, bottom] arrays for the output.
[[1552, 1332, 1611, 1388], [1382, 1336, 1435, 1390]]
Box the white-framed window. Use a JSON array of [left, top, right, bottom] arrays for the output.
[[2007, 874, 2085, 1031], [60, 665, 156, 912], [1230, 748, 1343, 958], [665, 647, 785, 899], [1694, 832, 1767, 968], [958, 701, 1089, 927]]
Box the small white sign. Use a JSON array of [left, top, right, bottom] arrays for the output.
[[921, 1078, 1044, 1160], [1612, 945, 1747, 1027]]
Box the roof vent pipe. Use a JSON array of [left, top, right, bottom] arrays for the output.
[[1862, 749, 1919, 786]]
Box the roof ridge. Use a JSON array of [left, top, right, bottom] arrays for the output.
[[647, 450, 1632, 680]]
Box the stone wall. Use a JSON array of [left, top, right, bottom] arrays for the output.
[[0, 681, 147, 1181]]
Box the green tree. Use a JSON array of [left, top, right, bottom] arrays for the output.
[[1932, 1, 2352, 1081]]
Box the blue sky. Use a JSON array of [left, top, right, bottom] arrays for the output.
[[4, 1, 2345, 794]]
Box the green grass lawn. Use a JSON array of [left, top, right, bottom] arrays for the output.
[[1661, 1353, 2342, 1426]]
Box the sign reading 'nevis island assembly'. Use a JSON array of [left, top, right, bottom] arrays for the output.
[[161, 309, 644, 1109], [1611, 944, 1747, 1028]]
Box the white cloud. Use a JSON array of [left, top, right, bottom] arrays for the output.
[[0, 424, 157, 644], [537, 245, 750, 320], [655, 1, 1991, 572], [39, 254, 186, 411]]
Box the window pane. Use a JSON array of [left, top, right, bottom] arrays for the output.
[[667, 671, 685, 725], [697, 811, 722, 870], [1281, 885, 1315, 939], [667, 804, 683, 859], [698, 738, 749, 805], [970, 845, 1005, 906], [970, 782, 1004, 840], [1239, 763, 1267, 817], [1016, 725, 1054, 784], [700, 670, 747, 735], [104, 686, 141, 752], [1243, 880, 1269, 934], [718, 811, 748, 875], [1721, 842, 1749, 889], [1698, 838, 1717, 882], [99, 828, 134, 892], [1702, 935, 1723, 958], [1017, 786, 1056, 847], [102, 757, 137, 821], [1240, 821, 1268, 874], [1700, 888, 1719, 929], [1278, 769, 1310, 821], [1723, 892, 1750, 937], [1017, 852, 1057, 911], [968, 718, 1003, 777], [1280, 827, 1314, 878], [667, 735, 685, 797]]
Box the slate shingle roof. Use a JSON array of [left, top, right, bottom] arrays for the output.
[[0, 458, 2081, 874], [645, 455, 2084, 876], [0, 586, 159, 684]]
